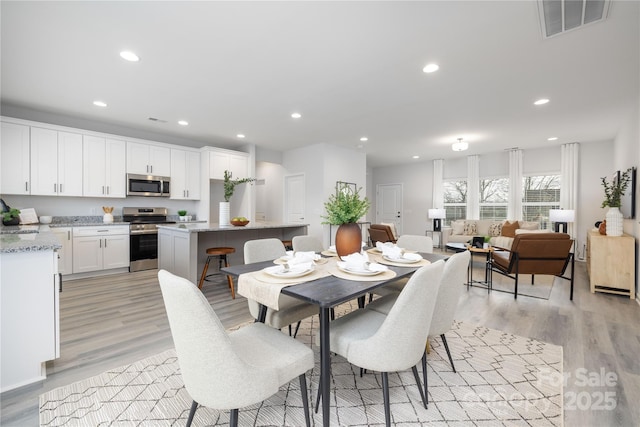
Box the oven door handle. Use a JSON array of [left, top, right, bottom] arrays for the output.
[[130, 230, 159, 235]]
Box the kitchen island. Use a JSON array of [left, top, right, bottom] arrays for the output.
[[157, 222, 308, 284], [0, 226, 61, 392]]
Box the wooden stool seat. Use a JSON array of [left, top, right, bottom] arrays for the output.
[[281, 240, 293, 250], [198, 247, 237, 299]]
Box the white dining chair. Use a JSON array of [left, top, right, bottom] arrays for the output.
[[317, 260, 445, 426], [158, 269, 314, 427], [292, 235, 324, 253], [244, 238, 318, 336]]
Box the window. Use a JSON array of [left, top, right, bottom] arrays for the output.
[[443, 179, 467, 225], [522, 175, 560, 229], [479, 177, 508, 220]]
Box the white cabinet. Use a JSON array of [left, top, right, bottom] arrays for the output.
[[0, 121, 30, 195], [209, 149, 248, 180], [72, 226, 130, 274], [170, 148, 200, 200], [30, 127, 83, 196], [51, 227, 73, 275], [83, 135, 126, 198], [127, 141, 171, 176]]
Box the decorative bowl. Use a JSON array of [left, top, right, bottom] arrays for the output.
[[39, 216, 53, 224], [230, 219, 250, 226]]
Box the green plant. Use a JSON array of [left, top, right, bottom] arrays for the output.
[[223, 170, 256, 202], [601, 168, 632, 208], [177, 210, 187, 216], [2, 208, 20, 222], [484, 235, 491, 243], [322, 184, 370, 225]]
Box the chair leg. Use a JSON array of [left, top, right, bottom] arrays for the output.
[[411, 365, 427, 409], [314, 383, 321, 413], [293, 321, 301, 338], [223, 256, 236, 299], [382, 372, 391, 427], [441, 333, 456, 373], [299, 374, 311, 427], [186, 400, 198, 427], [422, 352, 428, 405], [229, 408, 239, 427], [288, 324, 292, 336], [531, 274, 535, 285], [197, 257, 211, 290]]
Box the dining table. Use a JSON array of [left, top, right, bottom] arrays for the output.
[[222, 250, 449, 427]]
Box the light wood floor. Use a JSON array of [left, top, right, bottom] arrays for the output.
[[1, 257, 639, 426]]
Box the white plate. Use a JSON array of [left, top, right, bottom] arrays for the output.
[[382, 254, 422, 264], [337, 262, 386, 276], [263, 265, 314, 279]]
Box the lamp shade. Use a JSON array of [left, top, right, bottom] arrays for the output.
[[549, 209, 575, 223], [428, 208, 446, 219]]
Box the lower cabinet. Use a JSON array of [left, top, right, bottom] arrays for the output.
[[72, 226, 130, 274], [586, 230, 635, 299], [50, 227, 73, 275]]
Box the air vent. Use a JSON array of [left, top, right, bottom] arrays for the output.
[[538, 0, 610, 38], [147, 117, 167, 123]]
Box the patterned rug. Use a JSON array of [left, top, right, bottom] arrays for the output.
[[40, 306, 563, 426]]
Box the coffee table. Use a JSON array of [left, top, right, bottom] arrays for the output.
[[445, 242, 467, 253]]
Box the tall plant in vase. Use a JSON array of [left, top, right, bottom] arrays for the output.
[[601, 168, 631, 237], [322, 183, 370, 258], [220, 170, 255, 226]]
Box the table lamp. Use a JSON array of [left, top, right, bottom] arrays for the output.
[[549, 209, 575, 233], [428, 208, 446, 231]]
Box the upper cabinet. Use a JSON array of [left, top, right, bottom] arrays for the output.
[[0, 122, 30, 195], [30, 127, 83, 196], [170, 148, 200, 200], [127, 141, 171, 176], [209, 149, 248, 180], [83, 135, 126, 198]]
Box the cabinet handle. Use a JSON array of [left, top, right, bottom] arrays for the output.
[[150, 165, 153, 173], [54, 183, 57, 193], [99, 239, 102, 248], [186, 190, 189, 197], [107, 186, 110, 195], [67, 231, 70, 240], [104, 238, 107, 248], [102, 186, 105, 195], [25, 181, 28, 191], [60, 184, 63, 193]]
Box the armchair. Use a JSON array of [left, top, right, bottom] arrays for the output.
[[490, 233, 575, 300], [369, 223, 397, 245]]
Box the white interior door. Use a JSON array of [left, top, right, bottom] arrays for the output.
[[284, 174, 305, 223], [376, 184, 403, 236]]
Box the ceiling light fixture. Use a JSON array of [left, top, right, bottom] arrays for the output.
[[237, 134, 245, 138], [412, 155, 420, 159], [547, 137, 558, 141], [291, 112, 302, 119], [93, 100, 107, 107], [423, 63, 439, 73], [360, 137, 368, 142], [120, 51, 140, 62], [452, 138, 468, 152], [178, 120, 189, 126], [534, 98, 550, 105]]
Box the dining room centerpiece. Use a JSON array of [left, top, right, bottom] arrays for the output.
[[322, 183, 371, 258], [220, 170, 255, 226], [601, 167, 632, 237]]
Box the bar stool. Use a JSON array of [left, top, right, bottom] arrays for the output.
[[198, 247, 236, 299], [281, 240, 293, 251]]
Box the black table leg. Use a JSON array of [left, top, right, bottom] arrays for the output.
[[257, 304, 267, 323], [319, 307, 331, 427]]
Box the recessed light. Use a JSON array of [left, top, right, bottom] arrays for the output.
[[291, 112, 302, 119], [534, 98, 550, 105], [120, 51, 140, 62], [412, 155, 420, 159], [237, 134, 245, 139], [547, 137, 558, 141], [178, 120, 189, 126], [423, 63, 439, 73], [93, 100, 107, 107], [360, 137, 368, 142]]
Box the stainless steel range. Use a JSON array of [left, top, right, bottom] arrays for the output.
[[123, 207, 175, 272]]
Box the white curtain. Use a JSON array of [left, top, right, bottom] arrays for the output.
[[508, 149, 523, 220], [432, 159, 444, 208], [467, 155, 480, 220], [561, 142, 579, 236]]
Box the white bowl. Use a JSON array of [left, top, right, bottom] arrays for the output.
[[39, 216, 52, 224]]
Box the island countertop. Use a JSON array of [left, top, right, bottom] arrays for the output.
[[157, 222, 309, 233], [0, 229, 62, 254]]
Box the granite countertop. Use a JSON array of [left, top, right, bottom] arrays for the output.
[[0, 229, 62, 253], [157, 222, 309, 233]]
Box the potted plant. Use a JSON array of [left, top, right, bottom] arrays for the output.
[[178, 210, 188, 221], [601, 168, 632, 237], [2, 208, 21, 226], [220, 170, 256, 226], [322, 183, 371, 258]]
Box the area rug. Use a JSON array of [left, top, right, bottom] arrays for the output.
[[40, 310, 563, 426]]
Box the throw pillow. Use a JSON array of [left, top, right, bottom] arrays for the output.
[[451, 220, 465, 235], [519, 221, 539, 230], [501, 221, 520, 237], [464, 221, 478, 236], [488, 222, 503, 237]]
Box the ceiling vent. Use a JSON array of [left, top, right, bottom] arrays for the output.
[[538, 0, 610, 38]]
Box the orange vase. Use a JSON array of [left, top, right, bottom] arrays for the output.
[[335, 223, 362, 259], [598, 220, 606, 235]]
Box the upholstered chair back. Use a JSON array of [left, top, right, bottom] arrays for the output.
[[429, 251, 471, 337], [396, 235, 434, 253]]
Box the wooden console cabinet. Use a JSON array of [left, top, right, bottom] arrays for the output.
[[586, 230, 635, 299]]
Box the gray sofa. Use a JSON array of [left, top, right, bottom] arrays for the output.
[[442, 219, 543, 250]]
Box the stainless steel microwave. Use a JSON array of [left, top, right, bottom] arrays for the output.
[[126, 174, 170, 197]]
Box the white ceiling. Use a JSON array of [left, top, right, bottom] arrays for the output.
[[1, 1, 638, 167]]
